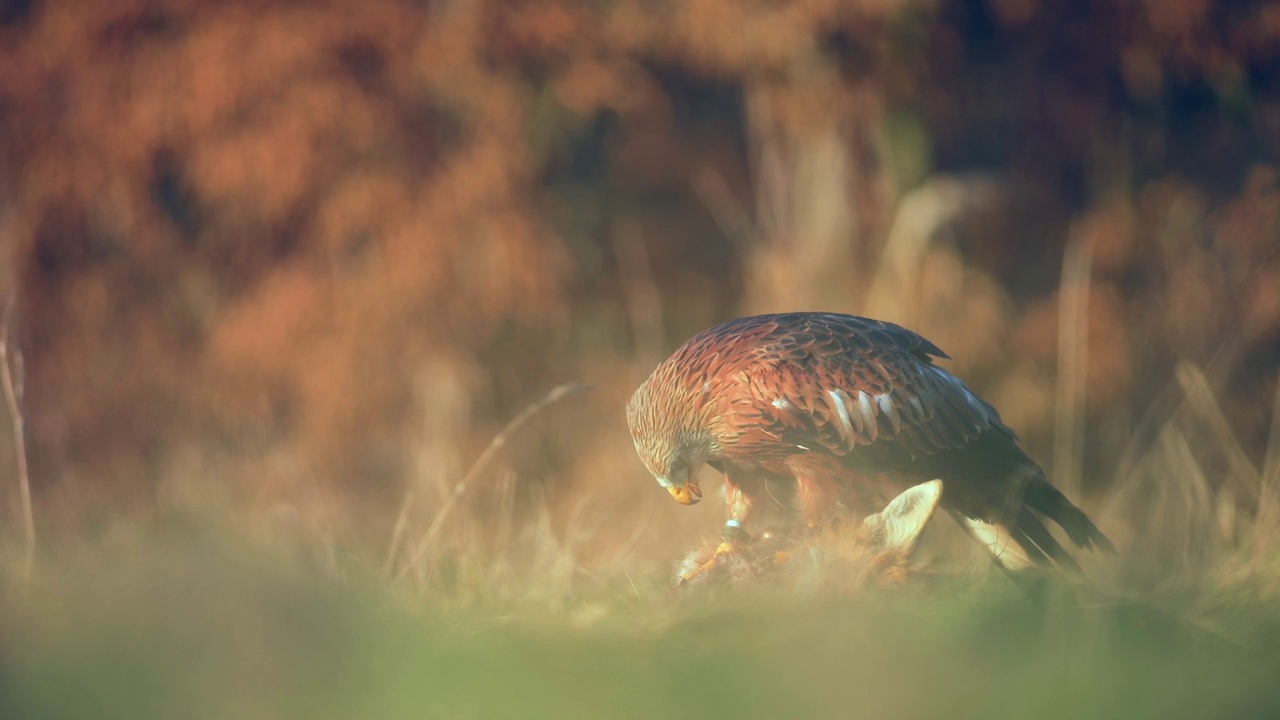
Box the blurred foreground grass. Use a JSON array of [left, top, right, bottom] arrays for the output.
[[4, 527, 1280, 720]]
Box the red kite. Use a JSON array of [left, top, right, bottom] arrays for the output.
[[626, 313, 1113, 579]]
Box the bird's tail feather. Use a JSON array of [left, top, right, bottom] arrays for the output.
[[1012, 506, 1082, 573], [1022, 477, 1116, 554], [957, 509, 1081, 573]]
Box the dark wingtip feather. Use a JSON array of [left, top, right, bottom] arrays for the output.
[[1084, 525, 1118, 555], [1014, 509, 1083, 573], [1023, 478, 1117, 555]]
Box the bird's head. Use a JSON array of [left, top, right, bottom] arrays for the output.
[[626, 374, 717, 506], [632, 435, 708, 505]]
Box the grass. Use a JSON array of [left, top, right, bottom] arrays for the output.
[[4, 527, 1280, 720], [3, 272, 1278, 718], [2, 202, 1276, 718], [3, 5, 1275, 715], [3, 366, 1280, 720]]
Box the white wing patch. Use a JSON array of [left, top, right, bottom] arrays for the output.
[[908, 396, 927, 423], [827, 390, 855, 439], [875, 392, 902, 435], [857, 391, 878, 442]]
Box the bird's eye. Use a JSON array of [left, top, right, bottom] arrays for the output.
[[668, 459, 686, 476]]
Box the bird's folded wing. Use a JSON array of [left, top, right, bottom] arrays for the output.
[[723, 316, 1010, 462]]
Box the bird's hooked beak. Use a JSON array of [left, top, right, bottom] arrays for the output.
[[658, 463, 702, 505], [667, 479, 702, 505]]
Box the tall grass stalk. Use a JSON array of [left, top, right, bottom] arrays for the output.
[[1, 288, 33, 584], [392, 383, 593, 587]]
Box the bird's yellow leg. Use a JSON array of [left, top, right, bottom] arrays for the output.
[[677, 479, 756, 587], [678, 525, 744, 584]]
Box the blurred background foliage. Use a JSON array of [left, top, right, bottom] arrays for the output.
[[0, 0, 1278, 586]]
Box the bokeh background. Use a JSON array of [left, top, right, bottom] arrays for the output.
[[3, 1, 1280, 717], [4, 0, 1277, 574]]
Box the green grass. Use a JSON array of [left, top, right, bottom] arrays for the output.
[[3, 359, 1276, 720], [4, 530, 1280, 720]]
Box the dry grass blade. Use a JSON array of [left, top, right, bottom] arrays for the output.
[[0, 288, 33, 584], [1175, 362, 1263, 497], [1253, 372, 1280, 549], [1159, 427, 1215, 557], [693, 167, 756, 256], [1264, 369, 1280, 492], [1053, 228, 1093, 498], [746, 97, 791, 243], [613, 223, 666, 368], [600, 486, 657, 572], [1101, 341, 1246, 526], [393, 382, 594, 584], [862, 177, 999, 320], [382, 491, 415, 576]]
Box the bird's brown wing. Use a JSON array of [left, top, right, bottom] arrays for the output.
[[703, 313, 1114, 564], [719, 313, 1013, 465]]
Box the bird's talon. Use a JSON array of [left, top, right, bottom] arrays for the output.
[[679, 542, 739, 584]]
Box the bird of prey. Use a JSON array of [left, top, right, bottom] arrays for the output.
[[626, 312, 1114, 580], [676, 479, 945, 592]]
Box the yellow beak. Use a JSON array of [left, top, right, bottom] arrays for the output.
[[667, 480, 702, 505]]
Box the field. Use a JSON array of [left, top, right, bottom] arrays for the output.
[[4, 525, 1280, 720], [4, 372, 1280, 719], [2, 1, 1280, 718]]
